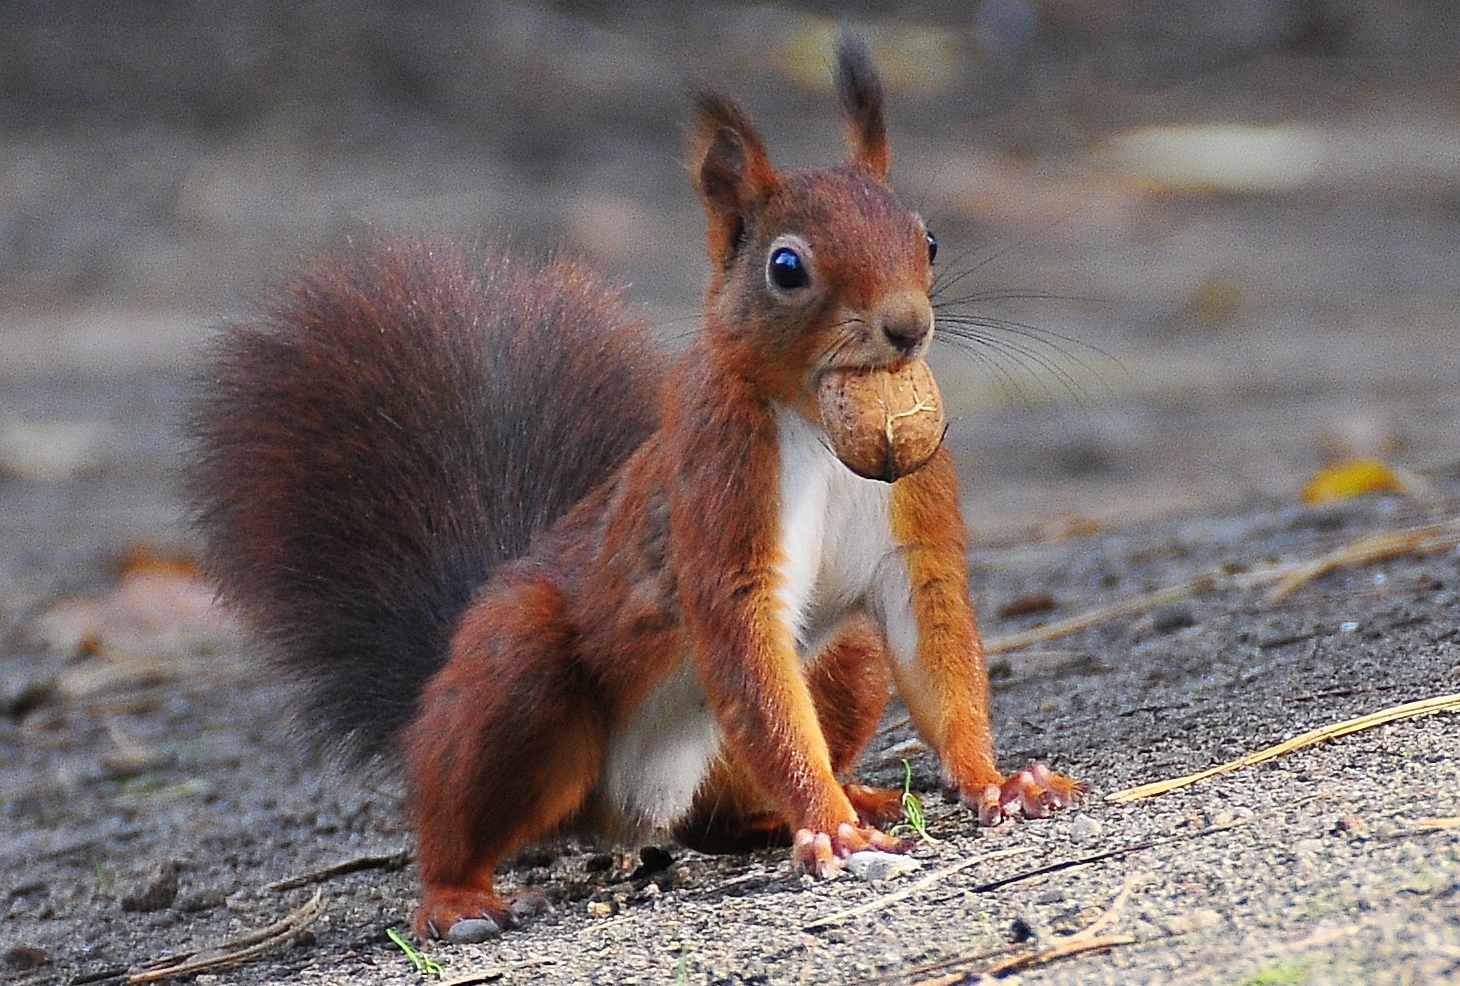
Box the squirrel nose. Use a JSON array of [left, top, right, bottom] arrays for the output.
[[875, 292, 934, 355]]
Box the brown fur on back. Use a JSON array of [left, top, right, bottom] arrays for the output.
[[188, 238, 664, 762]]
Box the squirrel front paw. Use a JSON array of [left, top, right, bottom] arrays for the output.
[[953, 762, 1087, 826], [792, 821, 905, 879]]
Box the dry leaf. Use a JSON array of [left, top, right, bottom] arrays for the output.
[[1301, 459, 1403, 505]]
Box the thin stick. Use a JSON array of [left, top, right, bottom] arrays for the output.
[[982, 934, 1137, 976], [984, 518, 1460, 654], [968, 839, 1160, 894], [803, 847, 1036, 931], [265, 850, 412, 892], [128, 890, 324, 983], [1106, 692, 1460, 804], [1263, 520, 1460, 601], [986, 576, 1218, 654], [883, 878, 1144, 985], [1068, 872, 1141, 943], [1414, 816, 1460, 830]]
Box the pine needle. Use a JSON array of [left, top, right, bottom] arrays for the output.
[[984, 517, 1460, 654], [127, 890, 324, 983], [1106, 692, 1460, 804], [1261, 520, 1460, 601], [981, 933, 1138, 977], [803, 847, 1037, 931]]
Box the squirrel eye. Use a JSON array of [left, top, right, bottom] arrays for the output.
[[925, 231, 938, 264], [768, 246, 811, 291]]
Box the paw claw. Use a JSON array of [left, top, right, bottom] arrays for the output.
[[415, 886, 551, 939], [793, 820, 906, 878], [962, 762, 1086, 825]]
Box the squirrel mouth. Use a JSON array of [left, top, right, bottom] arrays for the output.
[[812, 353, 917, 387]]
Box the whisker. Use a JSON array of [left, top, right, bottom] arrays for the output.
[[933, 334, 1034, 407], [939, 313, 1125, 381], [931, 238, 1031, 298], [807, 315, 869, 371], [935, 288, 1102, 308], [936, 324, 1096, 407], [940, 319, 1109, 406]]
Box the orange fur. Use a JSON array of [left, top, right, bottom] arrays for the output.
[[889, 449, 1001, 790], [674, 616, 895, 853], [195, 36, 1081, 941]]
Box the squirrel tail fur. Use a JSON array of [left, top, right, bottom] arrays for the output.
[[188, 238, 664, 763]]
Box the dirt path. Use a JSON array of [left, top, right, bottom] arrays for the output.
[[4, 5, 1460, 984]]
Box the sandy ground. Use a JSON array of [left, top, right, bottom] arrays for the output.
[[4, 4, 1460, 984]]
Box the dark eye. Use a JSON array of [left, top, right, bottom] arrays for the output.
[[925, 231, 938, 264], [768, 246, 810, 291]]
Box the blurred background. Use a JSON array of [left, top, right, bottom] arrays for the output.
[[1, 0, 1458, 569]]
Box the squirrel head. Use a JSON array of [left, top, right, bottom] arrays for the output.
[[689, 34, 937, 402]]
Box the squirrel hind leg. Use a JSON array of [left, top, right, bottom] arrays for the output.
[[807, 615, 893, 777], [414, 882, 553, 940], [405, 574, 607, 938]]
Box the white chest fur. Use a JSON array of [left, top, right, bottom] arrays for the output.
[[601, 658, 722, 832], [600, 407, 922, 833], [774, 406, 917, 663]]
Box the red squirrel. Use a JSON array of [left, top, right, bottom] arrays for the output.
[[190, 36, 1081, 940]]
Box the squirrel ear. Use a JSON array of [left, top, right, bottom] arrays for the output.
[[834, 33, 890, 181], [691, 90, 777, 265]]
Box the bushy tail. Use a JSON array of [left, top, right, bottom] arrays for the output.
[[188, 238, 663, 763]]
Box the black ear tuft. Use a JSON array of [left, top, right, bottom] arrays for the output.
[[689, 88, 777, 267], [834, 33, 889, 180]]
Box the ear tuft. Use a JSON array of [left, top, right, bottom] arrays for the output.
[[690, 89, 777, 266], [834, 33, 890, 181]]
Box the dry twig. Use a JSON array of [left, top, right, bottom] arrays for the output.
[[984, 517, 1460, 654], [803, 848, 1036, 931], [127, 889, 324, 983], [981, 933, 1138, 977], [1106, 692, 1460, 804], [986, 576, 1220, 654], [1067, 872, 1142, 943], [1261, 519, 1460, 600], [855, 876, 1144, 985], [265, 850, 412, 892], [1414, 815, 1460, 830]]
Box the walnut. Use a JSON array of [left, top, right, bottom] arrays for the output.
[[816, 359, 945, 482]]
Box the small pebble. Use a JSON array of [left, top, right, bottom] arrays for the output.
[[1152, 603, 1197, 633], [1070, 813, 1103, 843], [1162, 908, 1224, 935], [119, 864, 179, 913], [446, 918, 501, 944], [4, 946, 52, 971], [844, 851, 922, 882]]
